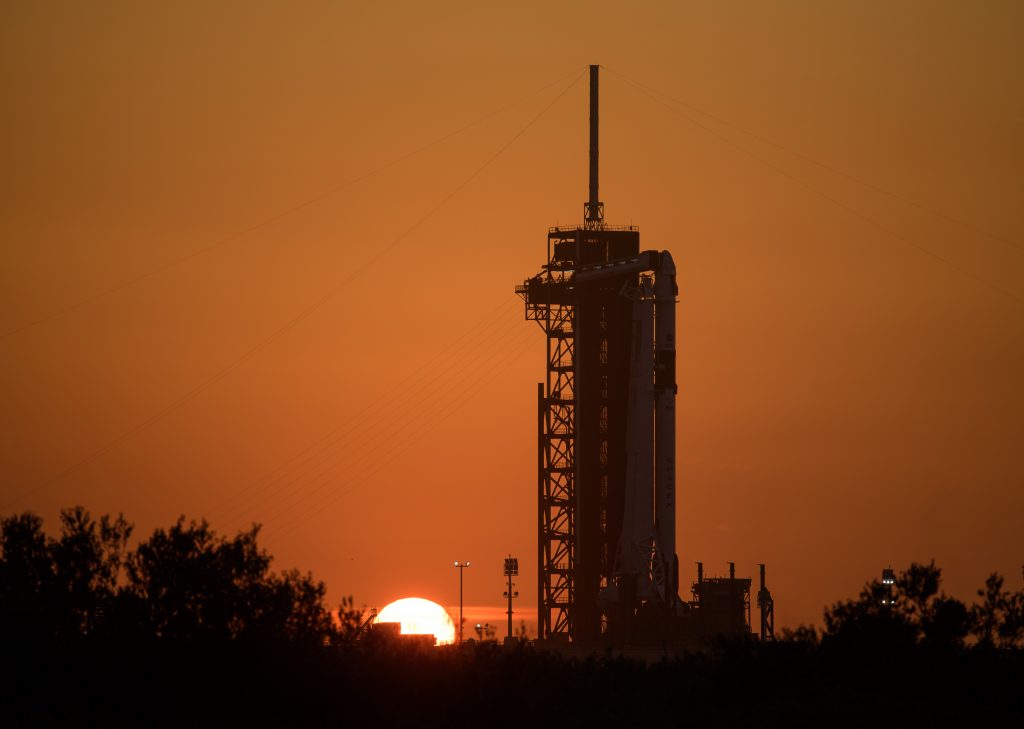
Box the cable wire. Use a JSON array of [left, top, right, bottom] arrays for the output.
[[0, 66, 585, 341], [606, 69, 1022, 305], [238, 324, 537, 535], [0, 69, 584, 513], [206, 297, 523, 524], [230, 320, 536, 527], [267, 330, 537, 542], [602, 66, 1023, 256]]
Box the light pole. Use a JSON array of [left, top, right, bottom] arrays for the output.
[[504, 555, 519, 641], [454, 561, 470, 644]]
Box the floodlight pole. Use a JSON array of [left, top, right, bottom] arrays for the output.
[[504, 555, 519, 641], [454, 561, 470, 644], [507, 571, 513, 639]]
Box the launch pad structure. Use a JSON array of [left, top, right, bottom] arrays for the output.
[[516, 66, 774, 648]]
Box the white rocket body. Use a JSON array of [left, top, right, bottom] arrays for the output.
[[613, 251, 677, 605], [653, 252, 677, 604], [619, 276, 658, 597]]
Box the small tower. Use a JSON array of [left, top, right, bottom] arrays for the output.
[[880, 566, 896, 606], [504, 555, 519, 642], [757, 564, 775, 641]]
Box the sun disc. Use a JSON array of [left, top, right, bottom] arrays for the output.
[[374, 597, 456, 645]]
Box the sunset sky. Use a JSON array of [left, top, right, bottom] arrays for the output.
[[2, 1, 1021, 632]]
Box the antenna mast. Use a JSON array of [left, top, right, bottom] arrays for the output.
[[584, 64, 604, 229]]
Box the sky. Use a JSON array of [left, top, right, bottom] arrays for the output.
[[1, 1, 1022, 633]]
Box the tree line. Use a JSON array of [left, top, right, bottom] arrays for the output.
[[2, 507, 1021, 727], [805, 560, 1023, 652], [0, 507, 353, 646], [4, 506, 1020, 650]]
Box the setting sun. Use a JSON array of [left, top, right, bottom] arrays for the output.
[[375, 598, 456, 646]]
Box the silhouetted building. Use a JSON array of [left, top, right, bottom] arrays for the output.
[[690, 562, 751, 637], [371, 622, 401, 638], [369, 622, 437, 648]]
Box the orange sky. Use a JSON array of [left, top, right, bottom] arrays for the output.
[[2, 1, 1022, 632]]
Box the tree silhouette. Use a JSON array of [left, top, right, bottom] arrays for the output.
[[822, 561, 971, 651], [126, 516, 335, 644], [335, 595, 367, 644], [1, 509, 337, 646], [0, 512, 54, 641], [127, 517, 263, 639], [0, 507, 132, 641], [972, 572, 1024, 649], [51, 507, 132, 638], [3, 511, 1022, 727]]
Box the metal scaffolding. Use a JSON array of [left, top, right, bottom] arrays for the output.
[[516, 274, 575, 640]]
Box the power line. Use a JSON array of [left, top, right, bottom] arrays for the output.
[[0, 70, 584, 513], [204, 72, 585, 522], [241, 324, 537, 535], [204, 296, 519, 520], [0, 66, 585, 342], [602, 66, 1023, 255], [206, 297, 524, 525], [267, 331, 537, 542], [215, 308, 528, 527], [606, 69, 1022, 305]]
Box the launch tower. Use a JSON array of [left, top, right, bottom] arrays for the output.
[[516, 66, 679, 645]]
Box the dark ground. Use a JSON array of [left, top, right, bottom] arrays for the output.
[[6, 637, 1022, 728]]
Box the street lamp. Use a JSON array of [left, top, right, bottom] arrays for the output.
[[454, 561, 470, 644]]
